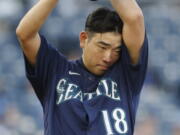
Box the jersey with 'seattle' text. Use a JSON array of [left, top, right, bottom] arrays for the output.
[[23, 34, 148, 135]]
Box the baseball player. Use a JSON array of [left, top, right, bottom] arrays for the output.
[[16, 0, 148, 135]]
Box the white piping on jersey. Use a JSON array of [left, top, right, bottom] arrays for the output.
[[68, 71, 81, 76]]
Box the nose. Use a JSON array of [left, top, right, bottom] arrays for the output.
[[103, 51, 112, 64]]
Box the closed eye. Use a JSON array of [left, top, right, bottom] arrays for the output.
[[112, 48, 121, 56], [113, 46, 122, 53], [99, 46, 106, 50], [114, 49, 121, 53], [97, 44, 108, 50]]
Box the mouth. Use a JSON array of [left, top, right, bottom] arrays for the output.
[[97, 65, 109, 70]]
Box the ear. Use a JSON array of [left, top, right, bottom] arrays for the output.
[[79, 31, 88, 49]]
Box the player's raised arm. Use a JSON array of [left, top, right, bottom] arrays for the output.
[[16, 0, 58, 65], [109, 0, 145, 64]]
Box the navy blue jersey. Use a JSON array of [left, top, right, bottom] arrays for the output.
[[24, 34, 148, 135]]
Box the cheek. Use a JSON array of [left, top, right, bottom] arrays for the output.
[[112, 53, 120, 63], [85, 46, 99, 63], [93, 49, 105, 62], [88, 45, 102, 57], [90, 50, 102, 63]]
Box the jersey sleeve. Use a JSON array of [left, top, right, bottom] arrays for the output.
[[23, 35, 68, 104], [120, 33, 148, 95]]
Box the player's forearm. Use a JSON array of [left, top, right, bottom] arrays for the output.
[[110, 0, 144, 24], [16, 0, 58, 40]]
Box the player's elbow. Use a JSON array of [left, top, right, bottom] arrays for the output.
[[16, 25, 35, 43], [126, 11, 144, 25], [16, 27, 27, 42]]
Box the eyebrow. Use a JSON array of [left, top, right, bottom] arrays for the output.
[[97, 41, 122, 49], [97, 41, 111, 46]]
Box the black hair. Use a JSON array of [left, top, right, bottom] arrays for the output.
[[85, 7, 123, 34]]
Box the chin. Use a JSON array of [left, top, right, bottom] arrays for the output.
[[93, 70, 106, 76]]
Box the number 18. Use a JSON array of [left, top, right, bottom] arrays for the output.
[[102, 108, 128, 135]]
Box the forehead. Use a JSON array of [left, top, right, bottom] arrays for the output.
[[91, 32, 122, 47]]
